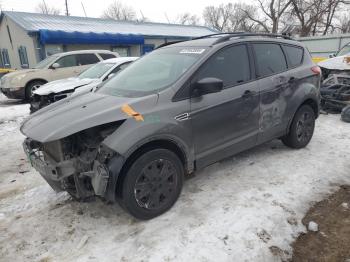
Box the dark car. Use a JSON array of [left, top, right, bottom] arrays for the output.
[[21, 33, 321, 219]]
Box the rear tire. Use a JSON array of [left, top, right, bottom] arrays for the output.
[[282, 105, 315, 149], [120, 149, 184, 220], [25, 80, 46, 100]]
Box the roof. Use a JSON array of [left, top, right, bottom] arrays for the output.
[[52, 50, 118, 56], [1, 11, 217, 38]]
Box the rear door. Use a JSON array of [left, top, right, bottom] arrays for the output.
[[252, 42, 292, 143], [190, 44, 260, 168]]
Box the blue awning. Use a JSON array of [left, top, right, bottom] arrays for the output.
[[39, 29, 144, 45]]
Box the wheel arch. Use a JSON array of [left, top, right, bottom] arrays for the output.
[[109, 138, 192, 201], [25, 78, 48, 98], [287, 97, 319, 133]]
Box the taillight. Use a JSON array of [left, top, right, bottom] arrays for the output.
[[311, 66, 321, 75]]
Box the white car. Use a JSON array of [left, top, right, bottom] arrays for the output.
[[318, 42, 350, 79], [30, 57, 138, 113]]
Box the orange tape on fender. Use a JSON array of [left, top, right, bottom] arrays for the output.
[[121, 104, 144, 121]]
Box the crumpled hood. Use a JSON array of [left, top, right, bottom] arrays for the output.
[[318, 55, 350, 70], [20, 92, 158, 142], [33, 78, 98, 95]]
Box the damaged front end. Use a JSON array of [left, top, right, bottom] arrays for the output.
[[30, 91, 73, 113], [321, 74, 350, 112], [23, 122, 124, 200]]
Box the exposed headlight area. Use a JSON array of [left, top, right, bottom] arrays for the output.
[[30, 90, 74, 113], [23, 121, 124, 199]]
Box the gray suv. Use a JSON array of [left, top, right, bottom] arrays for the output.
[[21, 33, 321, 219]]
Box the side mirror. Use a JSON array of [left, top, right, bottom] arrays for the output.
[[51, 63, 60, 69], [107, 73, 115, 79], [192, 77, 223, 97]]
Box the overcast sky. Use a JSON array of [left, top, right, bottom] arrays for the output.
[[1, 0, 240, 23]]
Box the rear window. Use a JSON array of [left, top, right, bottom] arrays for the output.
[[99, 53, 116, 60], [282, 45, 304, 68], [253, 43, 287, 77]]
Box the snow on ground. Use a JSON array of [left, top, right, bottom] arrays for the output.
[[0, 93, 349, 262]]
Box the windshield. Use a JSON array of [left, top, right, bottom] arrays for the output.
[[337, 44, 350, 56], [79, 63, 115, 79], [33, 55, 58, 69], [98, 47, 206, 97]]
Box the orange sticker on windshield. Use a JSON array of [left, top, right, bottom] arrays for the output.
[[121, 104, 144, 121]]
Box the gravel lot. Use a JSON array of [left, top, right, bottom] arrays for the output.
[[0, 94, 349, 262]]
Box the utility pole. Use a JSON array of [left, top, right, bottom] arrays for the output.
[[81, 2, 87, 17], [65, 0, 69, 16]]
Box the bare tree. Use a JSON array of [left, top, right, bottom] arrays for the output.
[[203, 4, 233, 31], [102, 0, 136, 21], [203, 3, 260, 32], [240, 0, 293, 33], [176, 13, 200, 25], [35, 1, 61, 15], [339, 13, 350, 33], [290, 0, 345, 36]]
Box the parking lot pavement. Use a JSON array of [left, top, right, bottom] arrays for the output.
[[0, 94, 349, 262]]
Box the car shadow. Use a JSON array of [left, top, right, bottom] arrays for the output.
[[0, 97, 26, 107]]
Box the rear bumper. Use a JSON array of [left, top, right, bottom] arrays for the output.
[[1, 87, 25, 99]]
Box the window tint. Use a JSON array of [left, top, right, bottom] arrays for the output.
[[99, 53, 116, 60], [56, 55, 78, 68], [282, 45, 303, 67], [77, 54, 100, 65], [196, 45, 251, 87], [253, 43, 287, 77]]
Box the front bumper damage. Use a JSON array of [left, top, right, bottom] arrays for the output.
[[23, 138, 119, 200]]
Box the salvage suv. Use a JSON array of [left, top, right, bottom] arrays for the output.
[[21, 33, 321, 219], [1, 50, 118, 100]]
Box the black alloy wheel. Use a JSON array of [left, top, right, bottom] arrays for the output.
[[120, 149, 184, 220], [282, 105, 315, 148]]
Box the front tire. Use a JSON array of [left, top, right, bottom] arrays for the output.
[[25, 80, 46, 100], [120, 149, 184, 220], [282, 105, 315, 149]]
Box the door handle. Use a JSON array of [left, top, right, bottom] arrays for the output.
[[242, 90, 255, 99]]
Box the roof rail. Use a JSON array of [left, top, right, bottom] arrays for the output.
[[192, 32, 246, 40], [155, 32, 293, 50], [211, 32, 293, 45], [156, 40, 185, 49]]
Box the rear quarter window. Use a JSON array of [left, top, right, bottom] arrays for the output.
[[282, 45, 304, 68]]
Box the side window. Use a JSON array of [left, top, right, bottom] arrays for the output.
[[282, 45, 304, 68], [1, 49, 11, 68], [196, 44, 251, 88], [77, 54, 100, 65], [99, 53, 116, 60], [56, 55, 78, 68], [253, 43, 287, 77], [18, 46, 29, 69]]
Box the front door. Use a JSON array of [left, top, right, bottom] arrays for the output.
[[190, 44, 260, 168]]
